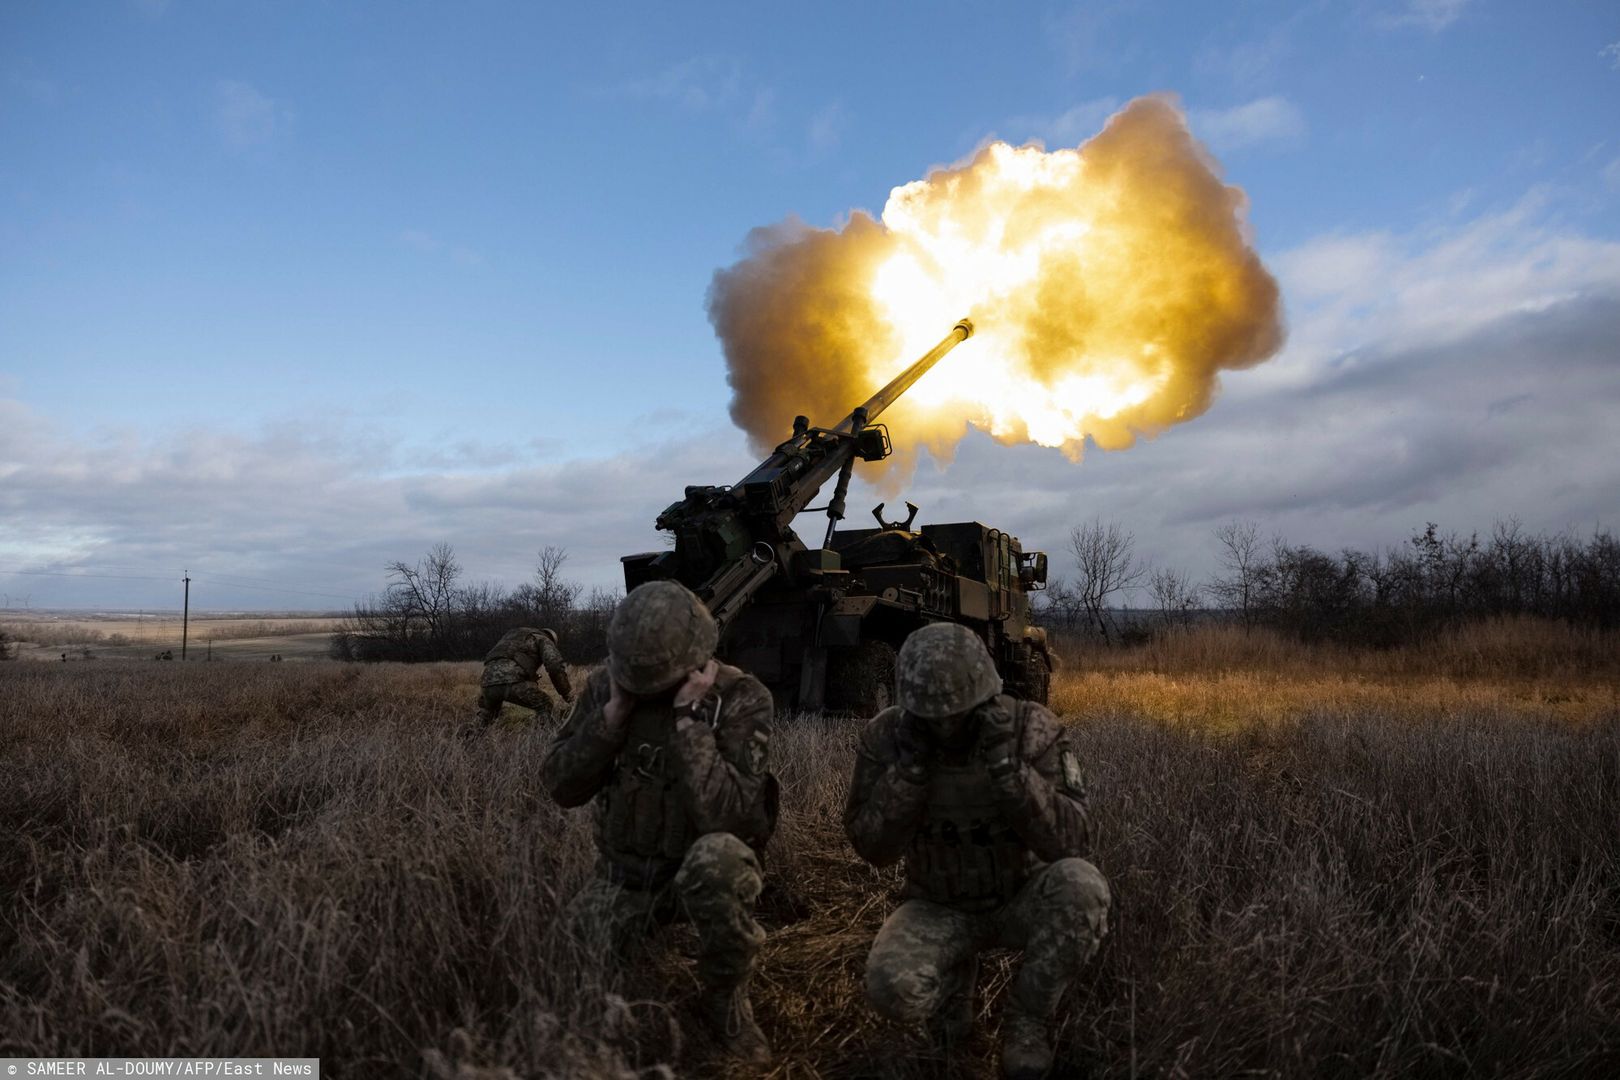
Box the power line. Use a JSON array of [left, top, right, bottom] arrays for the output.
[[186, 569, 355, 591], [199, 578, 358, 602]]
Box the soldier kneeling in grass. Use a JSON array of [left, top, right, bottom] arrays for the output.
[[474, 626, 572, 728], [540, 581, 778, 1064], [845, 623, 1110, 1079]]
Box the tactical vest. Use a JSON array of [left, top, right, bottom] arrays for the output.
[[595, 666, 776, 889], [483, 631, 540, 679], [903, 700, 1037, 911]]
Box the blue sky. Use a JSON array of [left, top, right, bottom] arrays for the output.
[[3, 0, 1618, 610]]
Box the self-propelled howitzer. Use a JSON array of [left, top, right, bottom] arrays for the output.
[[623, 318, 1054, 712]]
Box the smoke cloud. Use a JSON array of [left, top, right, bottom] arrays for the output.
[[708, 95, 1284, 466]]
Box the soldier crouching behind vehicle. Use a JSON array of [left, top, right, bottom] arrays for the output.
[[844, 623, 1110, 1080], [475, 626, 572, 727], [539, 580, 778, 1064]]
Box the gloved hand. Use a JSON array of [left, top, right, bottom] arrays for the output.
[[673, 659, 721, 731], [893, 713, 933, 785], [976, 701, 1021, 792]]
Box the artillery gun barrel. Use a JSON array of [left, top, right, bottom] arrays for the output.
[[631, 316, 978, 631], [833, 318, 973, 434]]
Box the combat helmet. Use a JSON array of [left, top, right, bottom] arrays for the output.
[[607, 580, 719, 695], [896, 623, 1002, 718], [536, 627, 559, 645]]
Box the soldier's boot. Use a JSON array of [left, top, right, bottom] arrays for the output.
[[997, 859, 1111, 1079], [698, 975, 771, 1065], [472, 686, 503, 730], [925, 995, 974, 1054], [999, 1008, 1054, 1080], [675, 833, 770, 1064]]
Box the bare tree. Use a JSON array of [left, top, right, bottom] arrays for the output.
[[514, 545, 583, 627], [1209, 519, 1263, 629], [384, 542, 462, 642], [1069, 519, 1145, 643], [536, 546, 582, 611], [336, 542, 616, 663], [1149, 566, 1201, 629]]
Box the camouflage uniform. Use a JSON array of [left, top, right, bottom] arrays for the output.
[[476, 627, 572, 724], [846, 651, 1110, 1076], [541, 660, 777, 1057]]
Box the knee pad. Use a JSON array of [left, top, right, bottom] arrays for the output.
[[1040, 858, 1110, 956], [865, 955, 942, 1024], [1041, 858, 1110, 915]]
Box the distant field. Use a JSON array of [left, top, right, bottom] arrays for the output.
[[1052, 617, 1620, 728], [1, 612, 344, 661]]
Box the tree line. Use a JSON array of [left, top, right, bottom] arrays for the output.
[[337, 516, 1618, 665], [329, 544, 619, 663], [1040, 518, 1620, 646]]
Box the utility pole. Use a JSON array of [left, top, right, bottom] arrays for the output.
[[181, 572, 191, 660]]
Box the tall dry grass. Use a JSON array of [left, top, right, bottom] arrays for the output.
[[1062, 616, 1620, 682], [2, 627, 1618, 1077], [1052, 618, 1620, 731]]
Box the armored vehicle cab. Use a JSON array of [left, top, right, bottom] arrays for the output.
[[630, 503, 1051, 714]]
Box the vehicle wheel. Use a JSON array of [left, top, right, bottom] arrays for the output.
[[826, 640, 897, 717], [1004, 653, 1051, 705]]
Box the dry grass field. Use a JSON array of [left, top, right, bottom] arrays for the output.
[[2, 619, 1618, 1078], [2, 613, 344, 661]]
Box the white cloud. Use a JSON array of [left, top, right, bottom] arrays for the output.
[[1273, 191, 1620, 372], [1277, 233, 1398, 303], [213, 80, 287, 149], [1603, 41, 1620, 71], [1008, 97, 1120, 148], [0, 409, 757, 608], [1381, 0, 1470, 32], [1191, 96, 1306, 152]]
